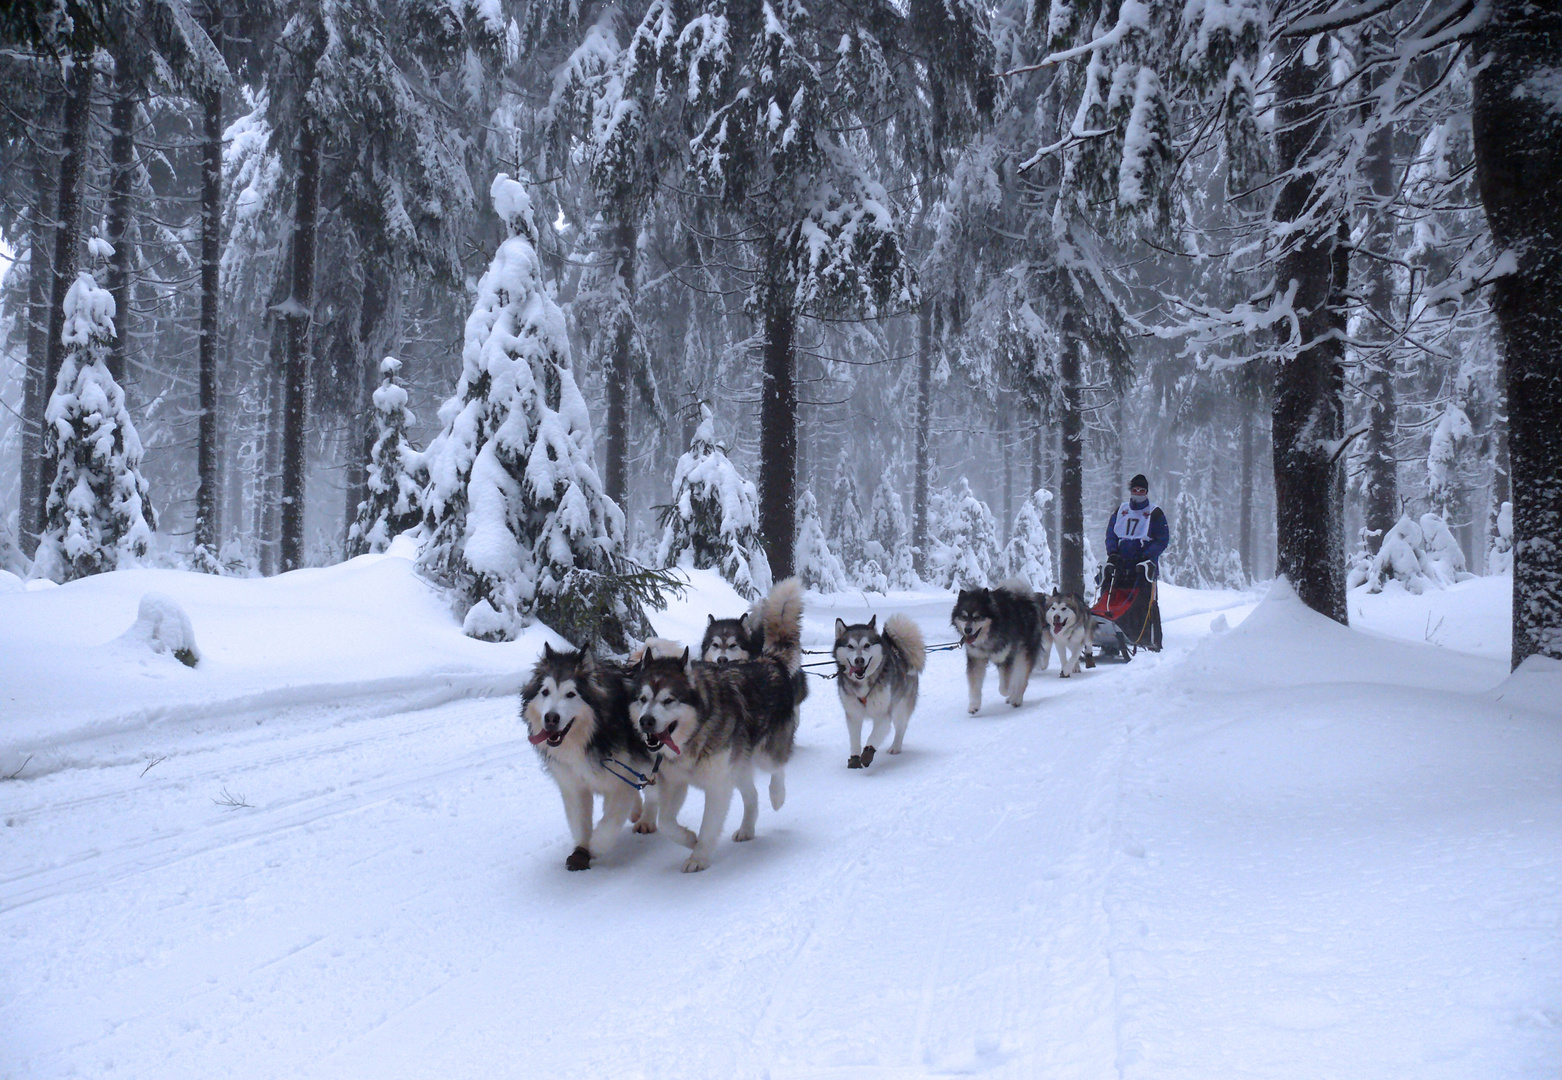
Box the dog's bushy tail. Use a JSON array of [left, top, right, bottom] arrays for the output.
[[993, 577, 1035, 599], [883, 613, 926, 673], [759, 576, 804, 675]]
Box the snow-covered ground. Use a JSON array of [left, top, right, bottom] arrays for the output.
[[1, 561, 1557, 1078]]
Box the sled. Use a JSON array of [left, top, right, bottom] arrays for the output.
[[1089, 559, 1160, 661]]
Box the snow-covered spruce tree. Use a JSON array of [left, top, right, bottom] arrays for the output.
[[656, 404, 772, 600], [866, 468, 914, 590], [927, 478, 1000, 592], [347, 357, 425, 557], [35, 267, 155, 582], [828, 461, 868, 582], [1420, 512, 1473, 587], [1357, 514, 1440, 595], [1002, 487, 1055, 592], [419, 175, 629, 644], [1487, 502, 1513, 576], [794, 489, 847, 595]]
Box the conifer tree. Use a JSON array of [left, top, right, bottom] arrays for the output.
[[828, 461, 868, 583], [35, 259, 155, 581], [419, 176, 626, 642], [347, 357, 424, 556], [656, 404, 771, 600], [1002, 487, 1055, 592], [928, 478, 999, 591], [794, 489, 846, 594], [867, 468, 914, 590]]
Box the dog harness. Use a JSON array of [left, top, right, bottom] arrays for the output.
[[1113, 500, 1161, 542]]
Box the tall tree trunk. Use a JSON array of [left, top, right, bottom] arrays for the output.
[[20, 93, 59, 559], [259, 318, 286, 576], [1271, 45, 1348, 624], [912, 298, 932, 578], [343, 270, 393, 554], [758, 274, 797, 580], [1239, 406, 1254, 581], [1030, 403, 1042, 493], [998, 398, 1012, 543], [1472, 0, 1562, 667], [604, 217, 636, 509], [105, 80, 135, 386], [41, 52, 95, 515], [1059, 328, 1084, 595], [1359, 58, 1399, 556], [194, 70, 223, 562], [280, 122, 320, 573]]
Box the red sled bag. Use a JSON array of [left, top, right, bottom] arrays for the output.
[[1090, 560, 1160, 656]]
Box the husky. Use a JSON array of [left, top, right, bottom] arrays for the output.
[[520, 644, 659, 871], [950, 579, 1047, 713], [701, 595, 810, 714], [630, 578, 804, 872], [834, 614, 926, 769], [1042, 591, 1096, 677]]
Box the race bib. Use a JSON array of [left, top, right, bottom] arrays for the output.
[[1114, 501, 1159, 541]]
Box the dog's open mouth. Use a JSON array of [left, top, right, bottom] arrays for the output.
[[1052, 619, 1066, 635], [645, 727, 682, 755], [850, 661, 868, 678], [959, 630, 978, 645], [529, 719, 575, 747]]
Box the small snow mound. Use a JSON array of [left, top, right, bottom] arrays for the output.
[[0, 569, 23, 594], [1494, 655, 1562, 719], [1209, 612, 1229, 634], [462, 598, 512, 642], [385, 532, 421, 560], [122, 592, 200, 667]]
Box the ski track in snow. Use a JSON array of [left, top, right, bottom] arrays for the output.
[[2, 577, 1558, 1078]]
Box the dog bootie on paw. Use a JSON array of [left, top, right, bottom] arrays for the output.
[[859, 745, 876, 768], [565, 846, 591, 871], [847, 754, 863, 769]]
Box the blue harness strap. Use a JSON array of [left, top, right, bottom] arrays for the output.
[[602, 755, 660, 791]]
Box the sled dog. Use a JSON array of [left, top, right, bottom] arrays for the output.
[[1043, 591, 1096, 677], [520, 644, 658, 871], [951, 579, 1047, 712], [701, 595, 810, 714], [630, 578, 804, 872], [834, 614, 926, 769]]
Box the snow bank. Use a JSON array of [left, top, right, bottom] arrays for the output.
[[0, 553, 564, 764], [1494, 653, 1562, 718], [116, 592, 200, 667]]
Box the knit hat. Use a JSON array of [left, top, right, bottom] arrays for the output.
[[1129, 474, 1149, 492]]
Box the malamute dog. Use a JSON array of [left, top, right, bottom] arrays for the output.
[[1043, 591, 1096, 677], [520, 644, 658, 871], [701, 595, 810, 714], [951, 579, 1047, 713], [834, 614, 926, 768], [630, 578, 804, 872]]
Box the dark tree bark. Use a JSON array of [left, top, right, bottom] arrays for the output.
[[1030, 403, 1042, 492], [1058, 327, 1084, 595], [41, 52, 95, 513], [343, 270, 393, 553], [280, 122, 320, 573], [257, 320, 286, 576], [1358, 53, 1400, 556], [604, 217, 636, 509], [194, 60, 223, 561], [912, 298, 933, 578], [1271, 45, 1348, 624], [20, 93, 59, 558], [1239, 406, 1254, 581], [105, 80, 135, 386], [1472, 0, 1562, 667], [758, 275, 797, 580], [998, 398, 1012, 542]]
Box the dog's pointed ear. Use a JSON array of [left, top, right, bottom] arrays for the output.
[[835, 617, 847, 639], [638, 647, 653, 671], [542, 641, 556, 661], [868, 614, 877, 632], [579, 647, 597, 671], [707, 614, 715, 627], [738, 612, 751, 633], [680, 646, 691, 670]]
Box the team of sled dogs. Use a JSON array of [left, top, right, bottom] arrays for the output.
[[520, 577, 1095, 873]]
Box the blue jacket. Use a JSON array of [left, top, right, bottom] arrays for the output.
[[1106, 498, 1169, 565]]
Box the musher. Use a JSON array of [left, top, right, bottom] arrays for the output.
[[1104, 474, 1169, 651]]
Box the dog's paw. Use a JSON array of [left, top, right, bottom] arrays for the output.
[[682, 853, 711, 873], [967, 702, 980, 715], [860, 745, 875, 768], [732, 825, 755, 842], [673, 825, 698, 849], [633, 819, 657, 834], [888, 745, 902, 755], [847, 755, 863, 769], [1060, 670, 1071, 678], [565, 846, 591, 871]]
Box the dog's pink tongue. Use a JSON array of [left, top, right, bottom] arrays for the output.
[[1053, 620, 1065, 634], [528, 728, 553, 745], [657, 731, 681, 755]]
